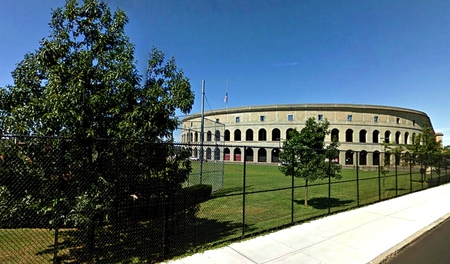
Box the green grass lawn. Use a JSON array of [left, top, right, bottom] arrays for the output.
[[193, 162, 441, 244], [1, 162, 448, 263], [0, 229, 56, 263]]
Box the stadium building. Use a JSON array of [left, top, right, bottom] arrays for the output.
[[181, 104, 442, 167]]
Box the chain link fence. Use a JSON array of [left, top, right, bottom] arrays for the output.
[[1, 137, 449, 263]]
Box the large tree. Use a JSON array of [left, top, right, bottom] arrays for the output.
[[0, 0, 194, 258], [279, 117, 341, 206]]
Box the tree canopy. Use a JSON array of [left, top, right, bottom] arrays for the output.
[[0, 1, 196, 260], [279, 117, 341, 205], [1, 0, 193, 140]]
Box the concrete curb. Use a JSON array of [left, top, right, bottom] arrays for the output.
[[369, 212, 450, 264]]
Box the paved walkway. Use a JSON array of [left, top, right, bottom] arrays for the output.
[[164, 184, 450, 264]]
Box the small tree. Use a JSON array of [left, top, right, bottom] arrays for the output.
[[279, 117, 341, 206]]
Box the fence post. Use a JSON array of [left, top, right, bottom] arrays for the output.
[[291, 149, 295, 224], [409, 153, 413, 193], [356, 151, 359, 206], [378, 157, 381, 201], [53, 138, 65, 264], [430, 163, 433, 188], [242, 146, 247, 239], [328, 154, 331, 215], [420, 154, 424, 189], [395, 155, 398, 196]]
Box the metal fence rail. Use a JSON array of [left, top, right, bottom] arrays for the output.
[[0, 137, 449, 263]]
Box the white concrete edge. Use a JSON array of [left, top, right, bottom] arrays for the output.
[[369, 211, 450, 264]]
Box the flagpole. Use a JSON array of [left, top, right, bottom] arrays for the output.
[[226, 78, 228, 109]]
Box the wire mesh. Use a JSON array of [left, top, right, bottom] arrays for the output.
[[1, 138, 449, 263]]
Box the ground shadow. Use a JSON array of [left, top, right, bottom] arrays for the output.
[[38, 216, 255, 263], [294, 197, 354, 210], [385, 188, 408, 191]]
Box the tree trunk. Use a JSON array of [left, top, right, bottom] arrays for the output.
[[304, 180, 308, 206]]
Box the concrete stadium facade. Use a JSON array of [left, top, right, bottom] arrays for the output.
[[181, 104, 441, 167]]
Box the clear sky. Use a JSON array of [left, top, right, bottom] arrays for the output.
[[1, 0, 450, 145]]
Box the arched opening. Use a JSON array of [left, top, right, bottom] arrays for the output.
[[384, 131, 391, 143], [258, 129, 267, 141], [258, 148, 267, 162], [194, 132, 198, 142], [331, 129, 339, 141], [245, 147, 254, 162], [224, 148, 231, 160], [359, 130, 367, 143], [207, 131, 212, 141], [206, 148, 212, 160], [346, 129, 353, 143], [373, 151, 380, 166], [360, 150, 367, 165], [286, 128, 294, 140], [384, 152, 391, 165], [234, 148, 242, 161], [373, 130, 380, 143], [404, 132, 409, 145], [234, 129, 241, 141], [224, 130, 230, 141], [272, 128, 281, 141], [246, 129, 254, 141], [214, 147, 220, 160], [271, 148, 280, 163], [194, 147, 198, 157], [345, 150, 354, 165], [395, 131, 401, 144], [215, 130, 220, 141]]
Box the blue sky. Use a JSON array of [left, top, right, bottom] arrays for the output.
[[1, 0, 450, 145]]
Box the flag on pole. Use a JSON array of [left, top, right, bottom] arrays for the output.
[[223, 92, 228, 103]]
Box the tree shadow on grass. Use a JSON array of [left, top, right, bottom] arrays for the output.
[[294, 197, 354, 210], [212, 186, 249, 197], [38, 216, 255, 263]]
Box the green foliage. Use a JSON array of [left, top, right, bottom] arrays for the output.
[[279, 117, 342, 182], [0, 2, 195, 258], [181, 184, 212, 205]]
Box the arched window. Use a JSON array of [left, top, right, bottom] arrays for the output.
[[215, 130, 220, 141], [271, 148, 280, 163], [214, 147, 220, 160], [224, 148, 231, 160], [346, 129, 353, 143], [194, 132, 198, 142], [359, 130, 367, 143], [258, 129, 267, 141], [246, 129, 254, 141], [207, 131, 212, 141], [345, 150, 354, 165], [373, 151, 380, 165], [257, 148, 267, 162], [224, 130, 230, 141], [404, 132, 409, 145], [360, 150, 367, 165], [395, 131, 401, 144], [245, 147, 254, 161], [286, 128, 294, 140], [384, 131, 391, 143], [384, 152, 391, 165], [373, 130, 380, 143], [234, 129, 241, 141], [272, 128, 281, 141], [206, 148, 212, 159], [234, 148, 242, 161], [331, 129, 339, 141]]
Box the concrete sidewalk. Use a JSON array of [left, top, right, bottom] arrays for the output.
[[164, 184, 450, 264]]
